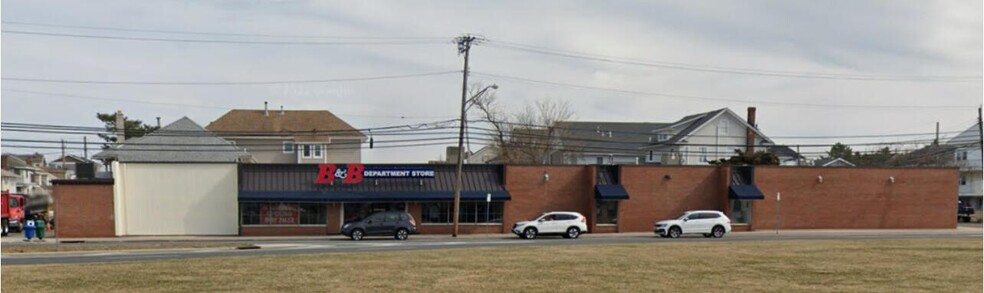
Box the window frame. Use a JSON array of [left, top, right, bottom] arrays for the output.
[[595, 200, 618, 225], [240, 202, 327, 226], [420, 201, 503, 224], [282, 141, 295, 154]]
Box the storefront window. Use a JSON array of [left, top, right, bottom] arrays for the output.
[[241, 203, 327, 225], [730, 199, 752, 224], [421, 201, 502, 223], [343, 202, 406, 223], [596, 201, 618, 224]]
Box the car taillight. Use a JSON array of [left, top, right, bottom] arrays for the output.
[[580, 217, 586, 223]]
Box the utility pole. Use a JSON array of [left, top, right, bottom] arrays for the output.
[[935, 122, 940, 145], [452, 34, 479, 237], [978, 106, 982, 151], [61, 139, 66, 169], [83, 136, 88, 158]]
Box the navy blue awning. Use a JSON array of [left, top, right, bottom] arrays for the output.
[[595, 185, 630, 200], [240, 191, 510, 202], [729, 185, 764, 200]]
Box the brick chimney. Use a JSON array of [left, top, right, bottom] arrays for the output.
[[115, 110, 125, 145], [746, 107, 757, 154]]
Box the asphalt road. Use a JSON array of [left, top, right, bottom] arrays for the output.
[[3, 227, 981, 266]]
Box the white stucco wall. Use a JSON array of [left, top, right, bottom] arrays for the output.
[[114, 163, 238, 235]]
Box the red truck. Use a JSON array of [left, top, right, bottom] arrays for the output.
[[2, 191, 27, 236]]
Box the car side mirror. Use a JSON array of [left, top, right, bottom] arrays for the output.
[[367, 220, 373, 224], [538, 219, 545, 222], [682, 218, 688, 222]]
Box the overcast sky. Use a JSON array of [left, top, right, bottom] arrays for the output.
[[2, 0, 981, 163]]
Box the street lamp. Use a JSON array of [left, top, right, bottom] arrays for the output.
[[452, 84, 498, 237]]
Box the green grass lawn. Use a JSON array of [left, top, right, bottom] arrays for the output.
[[3, 239, 981, 292]]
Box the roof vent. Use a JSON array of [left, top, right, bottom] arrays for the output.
[[280, 105, 285, 115], [264, 101, 269, 117]]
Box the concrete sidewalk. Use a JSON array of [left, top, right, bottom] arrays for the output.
[[4, 226, 979, 245]]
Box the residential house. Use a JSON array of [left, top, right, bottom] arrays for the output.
[[948, 124, 982, 212], [206, 107, 366, 164], [642, 108, 777, 165], [1, 154, 54, 195], [551, 121, 667, 165], [49, 154, 100, 179], [813, 157, 857, 167], [548, 107, 784, 166], [1, 169, 21, 193]]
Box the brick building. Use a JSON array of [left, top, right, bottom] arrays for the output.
[[53, 162, 957, 237]]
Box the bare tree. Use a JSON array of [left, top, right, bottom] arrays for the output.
[[470, 83, 574, 164]]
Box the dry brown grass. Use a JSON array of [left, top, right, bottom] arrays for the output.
[[2, 239, 981, 292], [1, 242, 250, 254]]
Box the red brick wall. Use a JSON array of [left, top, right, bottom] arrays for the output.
[[241, 226, 327, 236], [52, 182, 115, 237], [752, 167, 958, 229], [503, 166, 594, 233], [619, 166, 726, 232]]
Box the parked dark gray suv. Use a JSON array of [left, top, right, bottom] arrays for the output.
[[341, 211, 418, 240]]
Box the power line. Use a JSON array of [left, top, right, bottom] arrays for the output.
[[1, 21, 448, 41], [1, 30, 450, 46], [485, 40, 982, 82], [2, 89, 458, 120], [472, 71, 976, 109], [1, 70, 459, 85]]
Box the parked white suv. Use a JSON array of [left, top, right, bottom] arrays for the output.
[[654, 210, 731, 238], [512, 211, 588, 239]]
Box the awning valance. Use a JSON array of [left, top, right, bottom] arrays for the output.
[[595, 185, 630, 200], [729, 185, 764, 200], [240, 191, 510, 202]]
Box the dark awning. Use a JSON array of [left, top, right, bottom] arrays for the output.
[[595, 185, 630, 200], [240, 191, 510, 202], [729, 185, 764, 200]]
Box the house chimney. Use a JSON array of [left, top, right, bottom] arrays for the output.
[[280, 105, 285, 115], [264, 101, 269, 117], [746, 107, 757, 154], [156, 117, 161, 128], [115, 110, 125, 144]]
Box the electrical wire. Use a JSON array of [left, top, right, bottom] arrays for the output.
[[485, 40, 982, 82], [2, 70, 460, 85], [1, 30, 450, 46]]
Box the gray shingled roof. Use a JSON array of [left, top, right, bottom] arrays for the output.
[[553, 121, 670, 154], [94, 117, 247, 163], [767, 145, 803, 158]]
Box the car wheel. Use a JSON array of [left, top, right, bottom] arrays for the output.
[[712, 226, 725, 238], [1, 219, 8, 236], [350, 229, 364, 241], [523, 227, 538, 240], [566, 227, 580, 239], [668, 226, 681, 238], [394, 228, 409, 240]]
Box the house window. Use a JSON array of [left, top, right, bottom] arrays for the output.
[[421, 201, 503, 224], [957, 151, 968, 161], [596, 157, 604, 165], [699, 147, 709, 162], [718, 120, 728, 134], [300, 144, 324, 159], [656, 133, 669, 142], [596, 201, 618, 224], [282, 141, 294, 153], [301, 144, 312, 158], [960, 176, 967, 185], [240, 203, 327, 225]]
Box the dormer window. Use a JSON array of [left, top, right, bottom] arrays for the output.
[[656, 133, 669, 142]]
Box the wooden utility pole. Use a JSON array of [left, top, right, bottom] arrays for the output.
[[978, 106, 983, 150], [452, 34, 479, 237], [83, 136, 88, 158], [61, 139, 66, 169]]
